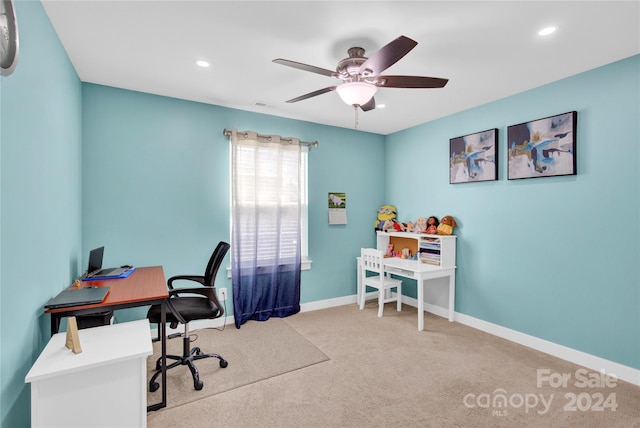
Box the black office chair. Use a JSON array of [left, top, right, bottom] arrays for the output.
[[147, 241, 230, 391]]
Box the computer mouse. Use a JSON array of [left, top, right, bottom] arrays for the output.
[[121, 265, 133, 269]]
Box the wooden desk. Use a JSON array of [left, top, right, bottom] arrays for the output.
[[45, 266, 169, 411], [357, 257, 456, 331]]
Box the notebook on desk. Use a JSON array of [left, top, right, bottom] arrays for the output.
[[44, 286, 110, 309], [82, 246, 133, 280]]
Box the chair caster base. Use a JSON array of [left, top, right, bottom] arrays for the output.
[[148, 349, 229, 392]]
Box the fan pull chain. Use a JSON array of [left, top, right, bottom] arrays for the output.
[[354, 105, 359, 130]]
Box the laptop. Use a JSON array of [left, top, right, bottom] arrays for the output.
[[45, 286, 110, 309], [84, 246, 130, 279]]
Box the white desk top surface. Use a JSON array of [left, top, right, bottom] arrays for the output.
[[25, 319, 152, 383]]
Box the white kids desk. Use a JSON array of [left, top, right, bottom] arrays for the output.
[[357, 231, 457, 330]]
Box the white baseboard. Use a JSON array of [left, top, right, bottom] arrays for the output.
[[151, 293, 640, 387], [300, 294, 357, 312], [354, 293, 640, 386], [453, 311, 640, 387]]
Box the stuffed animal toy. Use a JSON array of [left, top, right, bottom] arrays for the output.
[[383, 218, 404, 232], [426, 216, 439, 234], [386, 243, 394, 257], [382, 219, 395, 232], [392, 220, 405, 232], [375, 204, 397, 231], [413, 217, 427, 233], [436, 215, 457, 235]]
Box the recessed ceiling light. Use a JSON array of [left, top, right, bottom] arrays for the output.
[[538, 26, 557, 36], [196, 60, 210, 68], [376, 103, 386, 109]]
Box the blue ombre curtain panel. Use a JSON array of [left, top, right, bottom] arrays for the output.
[[230, 129, 302, 328]]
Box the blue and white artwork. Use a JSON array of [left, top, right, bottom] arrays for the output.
[[508, 111, 577, 179], [449, 128, 498, 184]]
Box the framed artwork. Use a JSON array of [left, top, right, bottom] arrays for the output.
[[507, 111, 577, 180], [449, 128, 498, 184]]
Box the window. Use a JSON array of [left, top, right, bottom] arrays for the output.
[[230, 140, 310, 271]]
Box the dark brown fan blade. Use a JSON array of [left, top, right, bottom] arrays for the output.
[[273, 59, 337, 78], [373, 75, 449, 88], [285, 86, 337, 103], [358, 35, 418, 77], [360, 97, 376, 112]]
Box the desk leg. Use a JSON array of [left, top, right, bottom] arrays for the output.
[[50, 314, 61, 336], [147, 300, 167, 411], [448, 271, 456, 322], [417, 275, 424, 331], [161, 299, 167, 408], [356, 258, 362, 307]]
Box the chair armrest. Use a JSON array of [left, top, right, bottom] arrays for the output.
[[165, 298, 186, 324], [168, 287, 215, 300], [167, 275, 205, 290]]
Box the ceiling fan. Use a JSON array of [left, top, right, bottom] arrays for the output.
[[273, 35, 449, 112]]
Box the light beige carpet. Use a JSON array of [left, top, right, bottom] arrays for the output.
[[148, 304, 640, 427], [146, 317, 329, 410]]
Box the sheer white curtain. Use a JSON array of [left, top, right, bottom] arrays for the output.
[[230, 129, 303, 328]]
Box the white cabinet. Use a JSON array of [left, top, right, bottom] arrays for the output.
[[376, 231, 456, 268], [25, 320, 152, 428]]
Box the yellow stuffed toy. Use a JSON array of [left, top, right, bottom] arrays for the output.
[[375, 205, 397, 231], [436, 215, 457, 235]]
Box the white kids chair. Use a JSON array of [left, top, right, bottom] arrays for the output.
[[360, 248, 403, 317]]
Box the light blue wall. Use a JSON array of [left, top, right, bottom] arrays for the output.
[[0, 1, 82, 426], [386, 55, 640, 370], [81, 84, 386, 323]]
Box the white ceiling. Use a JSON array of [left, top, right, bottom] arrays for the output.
[[41, 1, 639, 135]]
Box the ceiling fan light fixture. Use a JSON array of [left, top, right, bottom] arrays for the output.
[[336, 82, 378, 106]]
